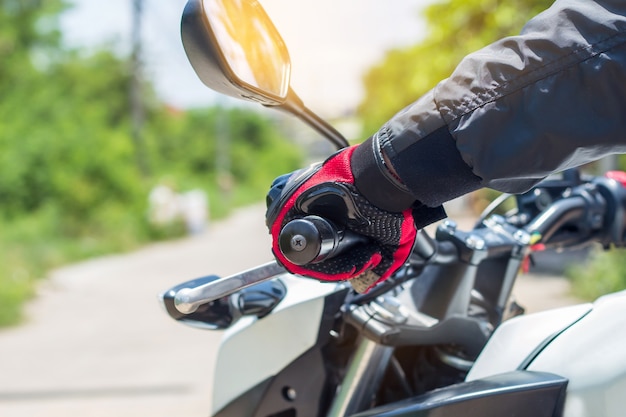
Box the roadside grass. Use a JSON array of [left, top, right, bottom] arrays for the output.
[[0, 183, 268, 328], [566, 247, 626, 301]]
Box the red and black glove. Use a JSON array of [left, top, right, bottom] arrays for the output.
[[266, 144, 446, 293]]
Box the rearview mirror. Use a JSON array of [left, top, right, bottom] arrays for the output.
[[181, 0, 349, 149], [181, 0, 291, 104]]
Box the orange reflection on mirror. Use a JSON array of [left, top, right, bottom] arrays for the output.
[[203, 0, 290, 99]]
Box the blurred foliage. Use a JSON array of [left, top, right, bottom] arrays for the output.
[[567, 248, 626, 301], [563, 156, 626, 300], [358, 0, 553, 136], [0, 0, 303, 325]]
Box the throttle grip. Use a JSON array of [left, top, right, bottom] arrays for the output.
[[278, 215, 366, 265]]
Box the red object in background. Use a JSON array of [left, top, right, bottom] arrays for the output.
[[521, 243, 547, 273], [605, 170, 626, 188]]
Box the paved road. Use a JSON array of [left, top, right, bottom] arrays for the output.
[[0, 205, 580, 417], [0, 205, 273, 417]]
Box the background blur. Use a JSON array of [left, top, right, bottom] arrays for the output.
[[1, 0, 625, 415], [0, 0, 442, 327], [3, 0, 570, 326]]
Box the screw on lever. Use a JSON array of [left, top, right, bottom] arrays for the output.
[[278, 215, 367, 265]]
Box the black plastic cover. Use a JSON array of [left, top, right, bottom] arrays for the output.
[[350, 371, 567, 417]]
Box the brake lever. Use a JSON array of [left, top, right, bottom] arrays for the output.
[[174, 261, 286, 314]]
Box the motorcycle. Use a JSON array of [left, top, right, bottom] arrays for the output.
[[160, 1, 626, 416]]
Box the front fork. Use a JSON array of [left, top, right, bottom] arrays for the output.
[[327, 337, 394, 417]]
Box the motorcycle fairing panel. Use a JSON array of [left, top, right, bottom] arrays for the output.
[[469, 290, 626, 417], [467, 303, 593, 381], [211, 274, 347, 415], [350, 370, 567, 417], [527, 291, 626, 417]]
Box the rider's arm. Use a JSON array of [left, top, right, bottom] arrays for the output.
[[266, 0, 626, 287], [355, 0, 626, 211]]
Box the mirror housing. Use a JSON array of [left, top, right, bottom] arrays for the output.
[[181, 0, 290, 105], [180, 0, 349, 149]]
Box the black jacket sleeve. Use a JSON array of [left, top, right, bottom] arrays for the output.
[[352, 0, 626, 211]]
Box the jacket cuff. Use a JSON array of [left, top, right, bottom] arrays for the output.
[[385, 125, 483, 207], [351, 135, 417, 212]]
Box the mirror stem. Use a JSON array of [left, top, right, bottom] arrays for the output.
[[277, 89, 350, 150]]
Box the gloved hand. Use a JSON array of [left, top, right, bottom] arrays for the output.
[[265, 145, 445, 293]]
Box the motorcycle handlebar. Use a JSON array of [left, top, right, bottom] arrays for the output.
[[278, 216, 439, 266], [278, 216, 367, 265], [524, 195, 588, 242], [279, 175, 624, 267], [523, 177, 623, 247]]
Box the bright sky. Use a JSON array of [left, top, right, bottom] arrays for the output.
[[60, 0, 433, 117]]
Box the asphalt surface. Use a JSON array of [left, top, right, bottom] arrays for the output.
[[0, 205, 581, 417]]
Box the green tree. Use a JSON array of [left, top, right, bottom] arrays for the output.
[[146, 106, 302, 214], [0, 0, 66, 76], [358, 0, 553, 135], [0, 50, 141, 218]]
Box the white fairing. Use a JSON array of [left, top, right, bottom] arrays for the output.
[[211, 274, 341, 414], [468, 290, 626, 417], [467, 303, 592, 381], [528, 291, 626, 417]]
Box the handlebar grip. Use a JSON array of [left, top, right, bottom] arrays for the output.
[[278, 215, 366, 265]]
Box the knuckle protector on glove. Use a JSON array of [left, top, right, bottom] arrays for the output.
[[296, 183, 370, 228], [265, 163, 321, 227]]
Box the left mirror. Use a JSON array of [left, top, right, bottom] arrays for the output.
[[182, 0, 291, 104]]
